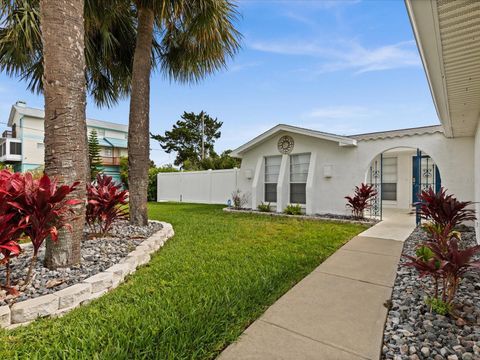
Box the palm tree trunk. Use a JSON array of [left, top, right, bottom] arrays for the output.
[[128, 6, 154, 226], [40, 0, 87, 268]]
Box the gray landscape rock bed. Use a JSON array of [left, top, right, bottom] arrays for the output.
[[224, 208, 378, 224], [0, 220, 163, 306], [382, 227, 480, 360]]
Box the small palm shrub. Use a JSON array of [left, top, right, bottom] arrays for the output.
[[284, 204, 302, 215], [257, 202, 271, 212], [231, 189, 248, 209], [87, 174, 129, 236], [404, 188, 480, 314], [345, 183, 377, 219]]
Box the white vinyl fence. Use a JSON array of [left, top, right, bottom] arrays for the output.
[[157, 168, 240, 204]]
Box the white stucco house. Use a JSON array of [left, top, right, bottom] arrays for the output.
[[157, 0, 480, 237], [226, 124, 470, 218], [0, 101, 128, 182]]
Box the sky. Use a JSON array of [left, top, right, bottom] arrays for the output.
[[0, 0, 439, 166]]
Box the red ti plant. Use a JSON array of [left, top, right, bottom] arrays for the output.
[[86, 174, 128, 236], [404, 188, 480, 313], [8, 173, 80, 284], [0, 213, 26, 289], [417, 187, 476, 230], [404, 232, 480, 308], [345, 183, 377, 219]]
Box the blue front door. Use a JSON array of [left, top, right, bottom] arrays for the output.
[[412, 149, 441, 224]]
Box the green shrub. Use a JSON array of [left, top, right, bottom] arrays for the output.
[[425, 296, 452, 316], [284, 204, 302, 215], [257, 202, 271, 212]]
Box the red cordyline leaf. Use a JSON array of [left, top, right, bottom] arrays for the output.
[[0, 172, 81, 254], [86, 174, 129, 235], [345, 183, 377, 217], [416, 187, 476, 229]]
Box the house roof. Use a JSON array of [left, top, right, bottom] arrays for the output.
[[8, 103, 128, 132], [104, 137, 128, 148], [405, 0, 480, 138], [230, 124, 357, 157], [231, 124, 444, 157], [351, 125, 444, 141]]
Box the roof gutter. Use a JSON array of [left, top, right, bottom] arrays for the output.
[[404, 0, 453, 138]]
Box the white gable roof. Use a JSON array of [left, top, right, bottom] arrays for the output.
[[230, 124, 357, 157]]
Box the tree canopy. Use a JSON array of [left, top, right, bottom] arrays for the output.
[[88, 129, 103, 181], [152, 111, 223, 168]]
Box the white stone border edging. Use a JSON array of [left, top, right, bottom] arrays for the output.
[[223, 208, 376, 226], [0, 221, 174, 330]]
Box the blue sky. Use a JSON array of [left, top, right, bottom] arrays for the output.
[[0, 0, 438, 165]]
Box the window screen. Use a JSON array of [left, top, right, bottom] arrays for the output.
[[9, 142, 21, 155], [265, 156, 281, 202], [290, 153, 310, 204], [382, 157, 397, 201]]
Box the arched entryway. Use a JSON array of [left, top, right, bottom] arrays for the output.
[[365, 147, 442, 223]]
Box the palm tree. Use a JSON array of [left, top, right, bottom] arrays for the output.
[[0, 0, 135, 268], [38, 0, 87, 268], [1, 0, 242, 229], [127, 0, 241, 225]]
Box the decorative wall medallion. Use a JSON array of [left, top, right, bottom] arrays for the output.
[[277, 135, 294, 154]]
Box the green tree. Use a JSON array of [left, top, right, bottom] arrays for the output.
[[127, 1, 241, 226], [183, 150, 241, 171], [88, 129, 103, 181], [0, 0, 136, 268], [0, 163, 13, 171], [0, 0, 135, 107], [120, 156, 129, 189], [1, 0, 242, 227], [40, 0, 88, 268], [152, 111, 223, 169]]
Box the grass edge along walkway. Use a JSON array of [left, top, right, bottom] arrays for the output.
[[0, 202, 368, 359]]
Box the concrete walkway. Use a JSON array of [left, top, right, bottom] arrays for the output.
[[219, 209, 416, 360]]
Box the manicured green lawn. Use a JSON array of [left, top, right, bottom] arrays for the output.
[[0, 203, 367, 359]]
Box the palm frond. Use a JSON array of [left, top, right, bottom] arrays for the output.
[[156, 0, 242, 83]]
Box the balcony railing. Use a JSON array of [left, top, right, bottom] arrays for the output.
[[101, 156, 121, 166], [2, 130, 13, 138]]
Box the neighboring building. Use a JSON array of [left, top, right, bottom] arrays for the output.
[[0, 101, 128, 182]]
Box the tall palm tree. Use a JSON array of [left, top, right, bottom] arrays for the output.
[[1, 0, 242, 229], [0, 0, 135, 268], [127, 0, 241, 225], [38, 0, 87, 268]]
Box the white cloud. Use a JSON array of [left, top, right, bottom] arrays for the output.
[[249, 39, 420, 74]]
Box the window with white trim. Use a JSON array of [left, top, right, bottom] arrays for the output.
[[382, 157, 397, 201], [9, 142, 21, 155], [290, 153, 310, 204], [103, 147, 113, 157], [264, 156, 281, 202]]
